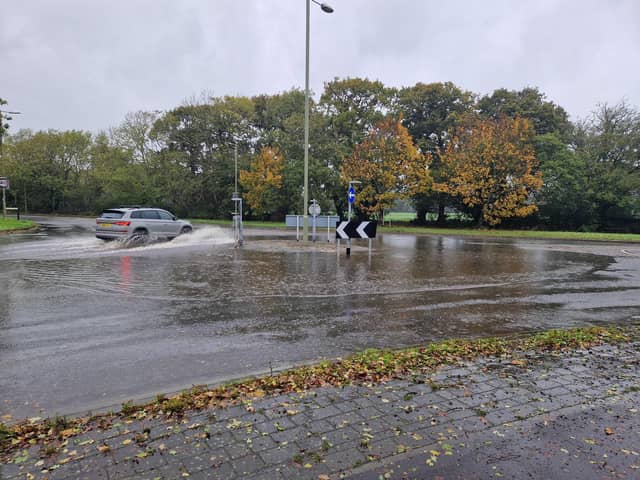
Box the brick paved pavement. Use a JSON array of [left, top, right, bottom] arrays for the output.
[[2, 341, 639, 479]]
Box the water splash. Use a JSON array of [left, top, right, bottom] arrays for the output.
[[0, 226, 234, 260]]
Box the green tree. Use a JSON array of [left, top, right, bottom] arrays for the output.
[[151, 96, 256, 217], [396, 82, 475, 223], [2, 129, 93, 213], [577, 101, 640, 229], [319, 77, 396, 216], [477, 87, 572, 139], [252, 89, 342, 217], [535, 133, 592, 228]]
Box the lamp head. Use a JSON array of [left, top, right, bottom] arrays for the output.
[[320, 3, 334, 13]]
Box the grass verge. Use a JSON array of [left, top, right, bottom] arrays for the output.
[[379, 224, 640, 242], [0, 325, 636, 459], [0, 219, 36, 232], [190, 218, 288, 229]]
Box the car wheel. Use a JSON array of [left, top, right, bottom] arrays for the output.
[[129, 229, 149, 245], [180, 226, 192, 235]]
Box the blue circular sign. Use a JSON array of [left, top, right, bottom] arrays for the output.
[[348, 187, 356, 204]]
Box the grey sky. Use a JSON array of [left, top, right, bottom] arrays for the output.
[[2, 0, 639, 133]]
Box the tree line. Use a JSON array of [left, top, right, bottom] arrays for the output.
[[1, 79, 639, 231]]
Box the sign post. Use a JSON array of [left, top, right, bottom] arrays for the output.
[[0, 177, 8, 220], [335, 219, 377, 256], [346, 180, 360, 256], [308, 199, 321, 242]]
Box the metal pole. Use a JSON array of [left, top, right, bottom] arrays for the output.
[[327, 216, 330, 242], [302, 0, 311, 242], [239, 198, 243, 245], [346, 196, 351, 256], [2, 187, 5, 220]]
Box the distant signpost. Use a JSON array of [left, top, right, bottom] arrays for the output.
[[0, 176, 8, 219]]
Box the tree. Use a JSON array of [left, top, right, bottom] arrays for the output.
[[109, 110, 162, 166], [341, 117, 427, 221], [576, 101, 640, 229], [396, 82, 475, 223], [535, 133, 592, 228], [319, 77, 397, 216], [151, 95, 256, 217], [320, 77, 393, 147], [240, 146, 285, 219], [477, 87, 572, 139], [2, 129, 93, 213], [253, 90, 329, 215], [436, 115, 542, 226], [0, 97, 19, 163]]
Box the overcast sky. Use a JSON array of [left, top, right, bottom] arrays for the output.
[[2, 0, 639, 133]]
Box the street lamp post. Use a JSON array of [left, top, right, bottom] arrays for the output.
[[303, 0, 333, 242]]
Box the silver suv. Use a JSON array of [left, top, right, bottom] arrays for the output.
[[95, 207, 193, 242]]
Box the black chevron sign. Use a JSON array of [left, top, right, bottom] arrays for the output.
[[335, 221, 377, 239]]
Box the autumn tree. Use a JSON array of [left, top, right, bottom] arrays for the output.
[[319, 78, 397, 217], [436, 115, 542, 226], [240, 146, 285, 219], [396, 82, 475, 223], [341, 117, 428, 222]]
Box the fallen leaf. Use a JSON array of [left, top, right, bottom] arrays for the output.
[[97, 444, 111, 454], [604, 427, 615, 435]]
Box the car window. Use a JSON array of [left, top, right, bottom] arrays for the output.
[[130, 211, 143, 219], [158, 211, 173, 220], [142, 210, 160, 220], [100, 210, 124, 219]]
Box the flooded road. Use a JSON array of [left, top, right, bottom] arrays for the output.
[[1, 217, 639, 420]]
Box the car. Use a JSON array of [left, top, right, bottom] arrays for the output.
[[95, 207, 193, 242]]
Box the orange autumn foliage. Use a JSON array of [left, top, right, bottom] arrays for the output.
[[239, 146, 284, 216], [341, 117, 430, 219], [435, 115, 542, 226]]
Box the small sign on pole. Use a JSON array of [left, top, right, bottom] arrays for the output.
[[0, 177, 7, 220]]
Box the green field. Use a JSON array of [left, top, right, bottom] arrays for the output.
[[0, 218, 36, 232], [383, 211, 417, 222]]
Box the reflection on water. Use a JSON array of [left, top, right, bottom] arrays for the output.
[[1, 226, 639, 420]]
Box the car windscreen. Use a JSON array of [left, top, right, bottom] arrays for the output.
[[99, 210, 125, 219]]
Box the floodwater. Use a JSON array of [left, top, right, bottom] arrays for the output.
[[1, 217, 639, 420]]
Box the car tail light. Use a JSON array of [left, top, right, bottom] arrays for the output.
[[114, 221, 131, 226]]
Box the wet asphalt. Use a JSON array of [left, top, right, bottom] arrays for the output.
[[1, 216, 640, 420]]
